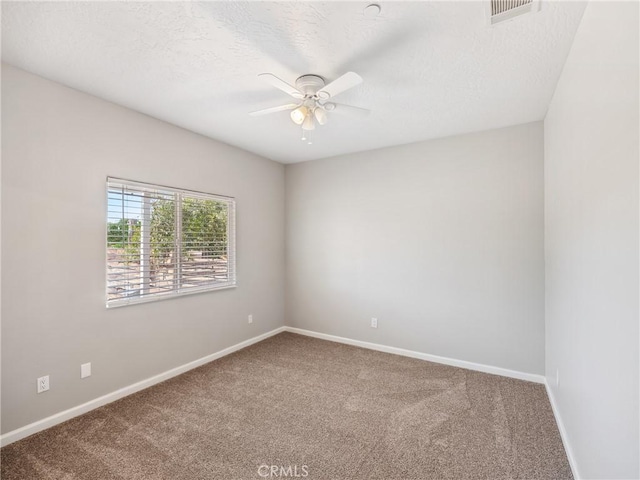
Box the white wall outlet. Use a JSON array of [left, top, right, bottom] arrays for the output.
[[81, 362, 92, 379], [371, 317, 378, 328], [248, 314, 253, 324], [556, 368, 560, 387], [37, 375, 49, 393]]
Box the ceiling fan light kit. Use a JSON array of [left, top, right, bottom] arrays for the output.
[[250, 71, 370, 144]]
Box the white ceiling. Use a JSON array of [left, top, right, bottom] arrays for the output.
[[2, 1, 586, 164]]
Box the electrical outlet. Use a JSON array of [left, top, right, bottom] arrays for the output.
[[37, 375, 49, 393], [371, 317, 378, 329], [248, 314, 253, 324], [81, 363, 91, 379]]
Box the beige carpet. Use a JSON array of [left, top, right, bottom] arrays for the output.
[[1, 332, 572, 479]]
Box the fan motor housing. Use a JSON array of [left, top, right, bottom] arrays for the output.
[[295, 74, 325, 95]]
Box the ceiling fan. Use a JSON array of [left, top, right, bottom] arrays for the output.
[[249, 72, 370, 144]]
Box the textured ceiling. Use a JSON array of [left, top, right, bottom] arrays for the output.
[[2, 1, 586, 164]]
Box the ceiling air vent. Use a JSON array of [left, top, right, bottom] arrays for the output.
[[488, 0, 539, 25]]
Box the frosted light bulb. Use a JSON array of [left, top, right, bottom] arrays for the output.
[[290, 106, 307, 125], [314, 108, 327, 125], [302, 114, 315, 131]]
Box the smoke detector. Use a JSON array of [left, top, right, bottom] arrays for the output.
[[364, 4, 382, 19], [488, 0, 540, 25]]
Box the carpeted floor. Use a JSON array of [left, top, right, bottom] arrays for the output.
[[1, 332, 572, 479]]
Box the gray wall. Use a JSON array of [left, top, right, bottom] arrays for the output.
[[286, 122, 545, 375], [544, 2, 639, 479], [1, 64, 286, 433]]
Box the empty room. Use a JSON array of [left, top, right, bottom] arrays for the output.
[[1, 1, 638, 479]]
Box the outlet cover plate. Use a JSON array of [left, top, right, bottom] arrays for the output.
[[37, 375, 49, 393]]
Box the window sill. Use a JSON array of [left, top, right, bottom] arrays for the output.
[[106, 283, 237, 309]]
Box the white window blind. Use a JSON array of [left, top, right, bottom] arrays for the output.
[[106, 178, 236, 307]]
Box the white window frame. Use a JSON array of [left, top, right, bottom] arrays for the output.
[[106, 177, 236, 308]]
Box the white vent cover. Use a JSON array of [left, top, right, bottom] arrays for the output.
[[488, 0, 539, 25]]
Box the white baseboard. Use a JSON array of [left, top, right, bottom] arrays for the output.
[[284, 327, 545, 384], [544, 380, 580, 479], [0, 326, 287, 447]]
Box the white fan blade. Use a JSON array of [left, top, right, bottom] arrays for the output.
[[249, 103, 299, 116], [258, 73, 304, 99], [317, 72, 363, 99], [331, 103, 370, 118]]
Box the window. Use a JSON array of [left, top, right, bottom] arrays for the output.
[[106, 178, 236, 307]]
